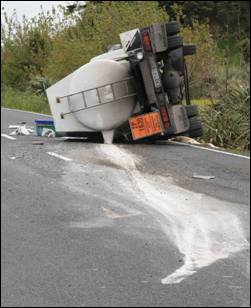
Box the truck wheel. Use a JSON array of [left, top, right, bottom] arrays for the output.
[[188, 116, 203, 138], [185, 105, 198, 117], [188, 128, 203, 138], [167, 35, 183, 50], [166, 21, 180, 36], [183, 44, 196, 56], [189, 116, 203, 131]]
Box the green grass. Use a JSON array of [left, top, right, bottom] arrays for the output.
[[183, 99, 213, 106], [217, 37, 243, 66], [191, 99, 213, 106], [1, 86, 51, 115]]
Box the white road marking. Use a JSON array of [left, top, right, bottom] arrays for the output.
[[170, 141, 250, 159], [47, 152, 73, 162], [1, 134, 16, 140]]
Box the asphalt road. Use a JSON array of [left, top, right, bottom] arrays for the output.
[[1, 108, 250, 307]]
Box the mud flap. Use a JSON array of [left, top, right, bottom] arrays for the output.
[[168, 105, 190, 134]]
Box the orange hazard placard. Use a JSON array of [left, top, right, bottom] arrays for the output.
[[129, 111, 163, 140]]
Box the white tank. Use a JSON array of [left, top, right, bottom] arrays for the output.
[[68, 59, 137, 131]]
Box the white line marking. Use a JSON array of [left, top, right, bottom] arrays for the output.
[[169, 141, 250, 159], [1, 107, 51, 117], [47, 152, 73, 162], [1, 134, 16, 140]]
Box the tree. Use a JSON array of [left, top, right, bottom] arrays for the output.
[[45, 1, 169, 81], [158, 1, 250, 39], [1, 10, 54, 89]]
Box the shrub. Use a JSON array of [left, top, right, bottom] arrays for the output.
[[181, 21, 223, 99], [45, 1, 168, 81], [200, 83, 250, 151]]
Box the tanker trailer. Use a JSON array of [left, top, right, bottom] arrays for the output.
[[46, 21, 203, 143]]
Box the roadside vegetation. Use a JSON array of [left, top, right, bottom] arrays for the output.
[[1, 1, 250, 151], [1, 86, 51, 114]]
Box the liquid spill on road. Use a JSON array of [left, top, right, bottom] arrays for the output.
[[98, 145, 249, 284]]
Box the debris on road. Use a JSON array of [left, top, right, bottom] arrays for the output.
[[192, 174, 215, 180], [9, 155, 23, 160], [9, 125, 34, 136], [35, 119, 56, 137], [41, 128, 55, 138], [9, 125, 20, 129], [171, 136, 219, 148], [32, 140, 44, 145]]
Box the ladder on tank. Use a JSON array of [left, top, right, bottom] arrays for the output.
[[55, 76, 137, 119]]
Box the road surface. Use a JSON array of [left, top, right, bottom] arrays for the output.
[[1, 108, 250, 307]]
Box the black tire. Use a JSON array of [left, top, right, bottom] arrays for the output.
[[183, 44, 196, 56], [166, 21, 181, 36], [189, 116, 203, 131], [188, 128, 203, 138], [167, 35, 183, 50], [188, 116, 203, 138], [185, 105, 198, 117]]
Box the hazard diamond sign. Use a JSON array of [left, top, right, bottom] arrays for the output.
[[129, 111, 164, 140]]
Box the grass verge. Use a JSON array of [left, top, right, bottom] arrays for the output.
[[1, 86, 51, 115]]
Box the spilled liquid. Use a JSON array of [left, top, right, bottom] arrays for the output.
[[98, 145, 249, 284]]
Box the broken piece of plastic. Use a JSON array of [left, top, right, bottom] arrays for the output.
[[41, 128, 55, 138], [192, 174, 215, 180], [9, 156, 22, 160], [32, 140, 44, 145], [10, 125, 34, 135], [9, 125, 20, 129]]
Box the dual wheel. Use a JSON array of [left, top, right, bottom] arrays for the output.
[[165, 21, 196, 55], [185, 105, 203, 138]]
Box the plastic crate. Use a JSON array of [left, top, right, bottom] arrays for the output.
[[34, 119, 56, 137]]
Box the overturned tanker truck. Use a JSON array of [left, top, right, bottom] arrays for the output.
[[46, 21, 203, 143]]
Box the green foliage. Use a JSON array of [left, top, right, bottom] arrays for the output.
[[45, 1, 168, 81], [238, 38, 250, 63], [158, 1, 250, 39], [1, 86, 51, 114], [89, 1, 168, 51], [181, 21, 222, 98], [29, 76, 53, 96], [159, 1, 250, 65], [1, 9, 55, 90], [200, 83, 250, 151]]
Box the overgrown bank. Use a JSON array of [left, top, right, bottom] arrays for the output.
[[1, 86, 51, 115]]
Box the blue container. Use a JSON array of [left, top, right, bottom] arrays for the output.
[[35, 119, 56, 137]]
